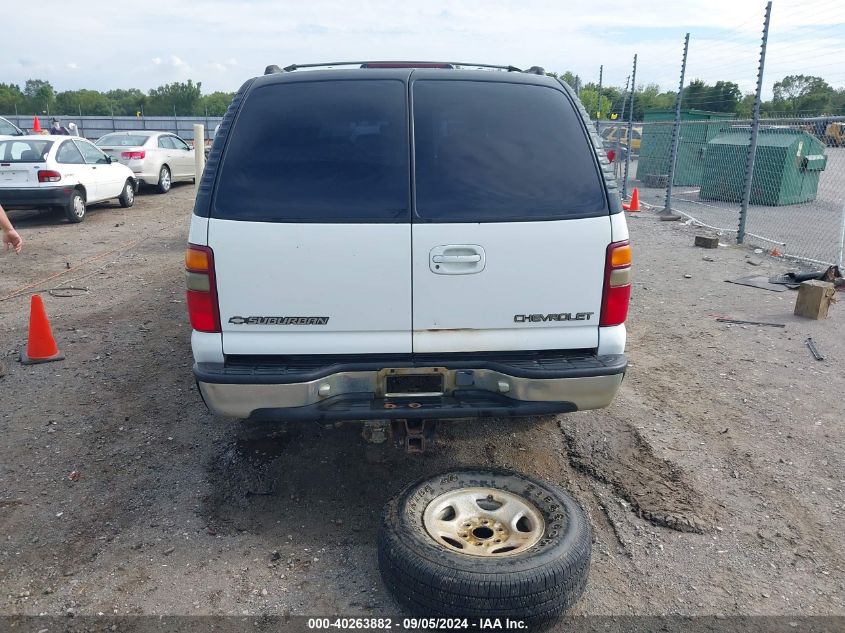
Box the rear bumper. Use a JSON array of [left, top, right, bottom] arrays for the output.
[[194, 352, 627, 421], [0, 186, 73, 209]]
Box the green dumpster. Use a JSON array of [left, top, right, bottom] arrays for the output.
[[636, 110, 735, 187], [699, 127, 828, 206]]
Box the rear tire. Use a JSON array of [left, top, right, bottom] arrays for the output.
[[118, 179, 135, 207], [156, 165, 171, 194], [65, 189, 86, 223], [378, 469, 592, 624]]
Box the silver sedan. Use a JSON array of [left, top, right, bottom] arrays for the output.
[[95, 131, 195, 193]]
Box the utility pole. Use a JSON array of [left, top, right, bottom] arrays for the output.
[[623, 54, 637, 200], [738, 1, 772, 244], [661, 33, 690, 221]]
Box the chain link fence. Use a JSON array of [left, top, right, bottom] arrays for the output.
[[1, 114, 224, 144], [620, 115, 845, 267]]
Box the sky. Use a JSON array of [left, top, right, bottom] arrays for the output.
[[3, 0, 844, 99]]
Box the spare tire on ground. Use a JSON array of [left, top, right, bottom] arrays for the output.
[[378, 468, 592, 623]]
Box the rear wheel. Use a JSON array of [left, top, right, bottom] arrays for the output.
[[118, 179, 135, 208], [378, 469, 592, 624], [156, 165, 171, 194], [65, 189, 86, 223]]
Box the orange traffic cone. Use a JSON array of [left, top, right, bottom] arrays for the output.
[[622, 188, 640, 212], [32, 115, 42, 133], [628, 187, 640, 211], [770, 247, 782, 257], [20, 294, 64, 365]]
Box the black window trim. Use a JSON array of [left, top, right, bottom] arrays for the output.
[[408, 75, 611, 224]]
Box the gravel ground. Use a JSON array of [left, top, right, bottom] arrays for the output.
[[1, 187, 843, 620]]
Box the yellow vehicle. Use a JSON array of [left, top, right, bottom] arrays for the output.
[[824, 122, 845, 148], [602, 125, 643, 152]]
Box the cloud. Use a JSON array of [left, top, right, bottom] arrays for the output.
[[0, 0, 841, 96], [170, 55, 189, 70], [66, 62, 79, 70]]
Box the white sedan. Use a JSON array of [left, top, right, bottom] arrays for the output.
[[95, 131, 195, 194], [0, 135, 136, 223]]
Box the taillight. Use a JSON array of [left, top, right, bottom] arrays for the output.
[[37, 170, 61, 183], [185, 244, 221, 333], [600, 240, 632, 327], [121, 151, 146, 160]]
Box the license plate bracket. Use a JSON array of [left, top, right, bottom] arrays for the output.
[[382, 370, 445, 397]]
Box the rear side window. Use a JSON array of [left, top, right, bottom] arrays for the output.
[[215, 80, 409, 223], [413, 81, 607, 222], [56, 140, 84, 164]]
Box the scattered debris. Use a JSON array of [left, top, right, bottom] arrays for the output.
[[163, 547, 175, 556], [695, 235, 719, 249], [67, 471, 81, 482], [726, 275, 788, 292], [806, 337, 825, 361], [794, 280, 836, 320], [746, 259, 763, 266], [770, 266, 842, 289], [716, 318, 786, 328], [754, 249, 764, 254], [683, 274, 693, 279], [703, 256, 717, 262]]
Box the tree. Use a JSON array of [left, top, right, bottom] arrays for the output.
[[0, 83, 25, 114], [56, 89, 113, 116], [579, 89, 612, 120], [106, 89, 147, 116], [24, 79, 55, 114], [736, 93, 756, 118], [772, 75, 834, 114], [707, 81, 742, 113], [146, 80, 202, 116], [681, 79, 740, 113], [196, 91, 234, 116]]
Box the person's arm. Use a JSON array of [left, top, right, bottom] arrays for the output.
[[0, 204, 23, 254]]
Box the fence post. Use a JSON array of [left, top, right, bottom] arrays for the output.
[[838, 201, 845, 268], [616, 75, 631, 181], [738, 0, 772, 245], [193, 124, 206, 182], [661, 33, 690, 221], [622, 54, 637, 201], [594, 65, 603, 132]]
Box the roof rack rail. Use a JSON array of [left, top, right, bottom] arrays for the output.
[[264, 61, 531, 75]]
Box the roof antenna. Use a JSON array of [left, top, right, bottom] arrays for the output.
[[523, 66, 545, 75], [264, 65, 283, 75]]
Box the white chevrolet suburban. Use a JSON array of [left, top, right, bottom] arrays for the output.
[[186, 62, 630, 423]]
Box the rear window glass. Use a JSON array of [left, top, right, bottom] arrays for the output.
[[0, 139, 52, 162], [215, 80, 409, 223], [413, 81, 607, 222], [97, 134, 150, 147]]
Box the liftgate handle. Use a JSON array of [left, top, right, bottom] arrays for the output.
[[431, 254, 482, 264]]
